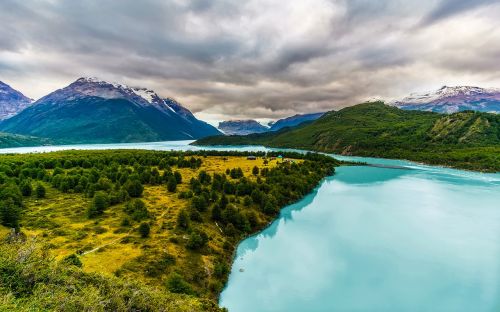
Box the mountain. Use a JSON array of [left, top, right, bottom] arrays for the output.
[[0, 81, 33, 120], [0, 77, 221, 144], [268, 112, 325, 131], [392, 86, 500, 113], [195, 102, 500, 172], [218, 120, 268, 135]]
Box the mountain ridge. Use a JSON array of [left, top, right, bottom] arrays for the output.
[[392, 85, 500, 113], [0, 77, 221, 144]]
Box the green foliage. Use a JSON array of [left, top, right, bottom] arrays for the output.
[[35, 183, 46, 198], [174, 171, 182, 184], [20, 180, 33, 196], [0, 198, 21, 230], [124, 179, 144, 197], [62, 253, 83, 267], [186, 229, 209, 250], [124, 199, 149, 221], [177, 209, 190, 230], [0, 241, 224, 311], [167, 272, 193, 295], [87, 191, 109, 218], [167, 175, 178, 192], [138, 222, 151, 238], [252, 165, 259, 176]]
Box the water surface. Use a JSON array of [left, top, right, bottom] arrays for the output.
[[220, 165, 500, 312]]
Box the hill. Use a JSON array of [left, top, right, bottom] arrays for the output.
[[0, 132, 51, 148], [0, 78, 221, 144], [194, 102, 500, 172]]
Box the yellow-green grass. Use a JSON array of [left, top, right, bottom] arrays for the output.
[[18, 156, 289, 296]]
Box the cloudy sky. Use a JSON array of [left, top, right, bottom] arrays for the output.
[[1, 0, 500, 122]]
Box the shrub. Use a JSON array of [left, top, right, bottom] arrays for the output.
[[87, 191, 109, 218], [138, 222, 150, 238], [124, 199, 149, 221], [20, 180, 32, 197], [167, 176, 177, 192], [62, 254, 83, 267], [186, 229, 208, 250], [166, 273, 193, 295], [124, 179, 144, 197], [0, 198, 21, 230]]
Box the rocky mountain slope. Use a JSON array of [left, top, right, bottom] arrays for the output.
[[0, 81, 33, 120], [392, 86, 500, 113], [0, 77, 221, 143]]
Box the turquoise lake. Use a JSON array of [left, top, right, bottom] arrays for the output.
[[2, 141, 500, 311]]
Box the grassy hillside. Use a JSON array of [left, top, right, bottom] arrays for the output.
[[195, 102, 500, 172], [0, 132, 51, 148], [0, 149, 337, 310]]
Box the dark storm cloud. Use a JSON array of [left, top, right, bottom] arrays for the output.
[[1, 0, 500, 121]]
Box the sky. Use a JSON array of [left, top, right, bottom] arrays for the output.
[[1, 0, 500, 123]]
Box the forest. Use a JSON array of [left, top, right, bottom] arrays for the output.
[[0, 149, 337, 311]]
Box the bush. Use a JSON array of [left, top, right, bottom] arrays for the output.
[[138, 222, 150, 238], [124, 179, 144, 197], [20, 180, 33, 197], [124, 199, 149, 221], [166, 273, 193, 295], [62, 253, 83, 267], [186, 229, 208, 250], [174, 171, 182, 184], [167, 176, 177, 192], [35, 184, 46, 199], [87, 191, 109, 218], [0, 198, 21, 230], [176, 209, 190, 230]]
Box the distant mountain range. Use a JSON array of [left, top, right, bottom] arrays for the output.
[[392, 86, 500, 113], [218, 112, 325, 135], [268, 112, 325, 131], [1, 79, 500, 149], [0, 77, 221, 144], [218, 120, 268, 135], [0, 81, 33, 120]]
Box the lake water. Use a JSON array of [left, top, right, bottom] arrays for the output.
[[2, 141, 500, 311]]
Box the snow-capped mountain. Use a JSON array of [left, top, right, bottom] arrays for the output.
[[0, 80, 33, 120], [218, 120, 269, 135], [0, 77, 221, 143], [392, 86, 500, 113]]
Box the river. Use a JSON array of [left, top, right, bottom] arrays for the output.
[[2, 141, 499, 311]]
